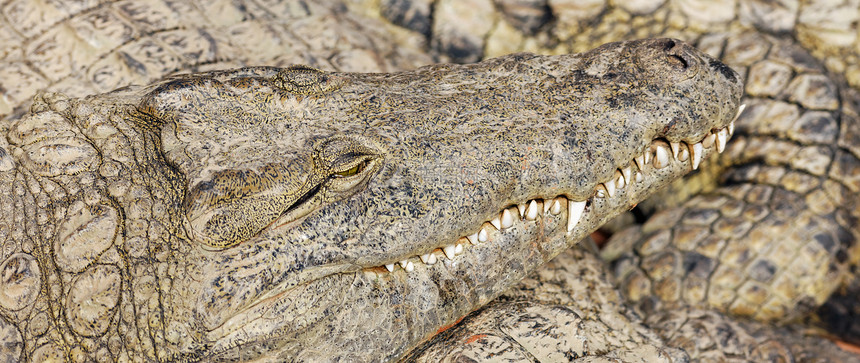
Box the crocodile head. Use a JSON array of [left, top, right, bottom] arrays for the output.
[[5, 38, 741, 361]]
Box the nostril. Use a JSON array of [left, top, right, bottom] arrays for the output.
[[667, 54, 689, 69], [663, 39, 676, 50], [650, 38, 677, 51]]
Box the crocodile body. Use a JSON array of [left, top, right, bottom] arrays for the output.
[[0, 0, 858, 361]]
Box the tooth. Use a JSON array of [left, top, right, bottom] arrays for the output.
[[603, 181, 616, 197], [567, 200, 586, 232], [490, 216, 501, 230], [526, 200, 539, 220], [615, 170, 625, 189], [517, 204, 526, 218], [501, 209, 514, 229], [595, 184, 607, 198], [458, 236, 469, 246], [634, 154, 646, 170], [478, 227, 489, 242], [653, 143, 670, 169], [621, 166, 632, 185], [690, 142, 703, 170], [702, 133, 715, 148], [635, 171, 644, 182], [716, 128, 728, 153], [729, 104, 744, 136], [669, 141, 681, 159], [467, 233, 479, 245], [455, 244, 463, 254], [399, 260, 414, 272], [385, 264, 395, 272], [734, 104, 746, 121], [550, 197, 564, 214], [678, 144, 690, 161], [643, 149, 652, 165], [443, 245, 457, 259], [543, 199, 551, 214], [419, 253, 437, 265]]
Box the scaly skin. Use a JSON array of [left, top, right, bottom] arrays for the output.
[[367, 0, 860, 357], [2, 0, 858, 361], [0, 38, 740, 361]]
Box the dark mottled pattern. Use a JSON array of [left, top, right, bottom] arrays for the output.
[[2, 0, 859, 361], [0, 27, 740, 362]]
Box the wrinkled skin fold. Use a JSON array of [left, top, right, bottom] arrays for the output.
[[0, 38, 741, 361]]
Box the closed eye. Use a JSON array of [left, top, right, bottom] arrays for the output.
[[333, 160, 368, 178]]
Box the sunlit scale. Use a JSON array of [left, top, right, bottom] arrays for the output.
[[378, 106, 745, 272]]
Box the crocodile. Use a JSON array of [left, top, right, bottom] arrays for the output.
[[0, 0, 858, 361], [0, 34, 742, 360]]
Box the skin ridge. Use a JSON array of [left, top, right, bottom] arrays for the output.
[[0, 36, 741, 361], [3, 0, 857, 361]]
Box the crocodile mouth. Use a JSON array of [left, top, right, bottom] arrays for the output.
[[203, 105, 746, 361], [371, 104, 745, 273]]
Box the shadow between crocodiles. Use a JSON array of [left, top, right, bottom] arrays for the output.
[[137, 38, 743, 361]]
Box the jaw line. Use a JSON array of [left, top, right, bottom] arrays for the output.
[[205, 126, 734, 352], [202, 104, 744, 356]]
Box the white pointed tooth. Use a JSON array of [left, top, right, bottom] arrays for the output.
[[653, 143, 670, 169], [702, 133, 715, 148], [634, 171, 644, 182], [603, 181, 615, 197], [420, 253, 437, 265], [550, 197, 564, 214], [733, 104, 746, 122], [517, 204, 526, 218], [501, 209, 514, 229], [543, 199, 551, 214], [643, 149, 652, 165], [615, 170, 625, 189], [385, 264, 395, 272], [634, 154, 646, 171], [669, 141, 681, 159], [467, 233, 479, 245], [478, 227, 489, 242], [525, 200, 539, 220], [399, 260, 409, 269], [420, 253, 431, 263], [621, 166, 632, 186], [567, 200, 586, 232], [690, 142, 703, 170], [678, 144, 690, 161], [405, 261, 414, 272], [457, 237, 469, 246], [490, 216, 501, 230], [728, 104, 744, 136], [455, 244, 463, 254], [443, 245, 457, 259], [595, 184, 607, 198], [716, 128, 728, 153]]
